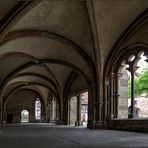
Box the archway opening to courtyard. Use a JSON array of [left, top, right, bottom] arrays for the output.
[[118, 51, 148, 119], [69, 91, 88, 127]]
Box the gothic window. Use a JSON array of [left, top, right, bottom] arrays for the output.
[[35, 98, 41, 120]]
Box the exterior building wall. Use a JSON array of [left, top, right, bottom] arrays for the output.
[[128, 97, 148, 118]]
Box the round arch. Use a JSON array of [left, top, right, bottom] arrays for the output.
[[4, 88, 46, 123], [3, 83, 47, 110]]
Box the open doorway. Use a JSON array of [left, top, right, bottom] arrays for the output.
[[21, 110, 29, 123]]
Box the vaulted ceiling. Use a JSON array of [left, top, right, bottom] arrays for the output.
[[0, 0, 147, 106]]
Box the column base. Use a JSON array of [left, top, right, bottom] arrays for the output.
[[87, 120, 96, 129]]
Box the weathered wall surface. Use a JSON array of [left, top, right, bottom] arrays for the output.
[[108, 119, 148, 132], [5, 89, 43, 123]]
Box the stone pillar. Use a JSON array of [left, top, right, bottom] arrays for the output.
[[113, 73, 120, 118], [117, 72, 129, 118], [95, 102, 104, 128], [127, 62, 138, 118], [109, 73, 114, 119], [49, 100, 52, 122], [62, 97, 68, 125], [87, 83, 96, 129], [56, 101, 59, 121], [103, 81, 109, 122], [45, 99, 48, 122], [68, 97, 71, 125], [46, 104, 50, 123], [75, 94, 82, 126], [109, 73, 119, 119], [129, 69, 135, 118]]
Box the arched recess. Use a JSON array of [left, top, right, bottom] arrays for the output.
[[103, 9, 148, 123], [2, 80, 60, 121], [0, 1, 98, 128], [63, 70, 95, 128], [63, 71, 79, 124], [0, 52, 61, 93], [0, 56, 93, 126], [104, 43, 148, 120], [4, 88, 46, 123], [0, 10, 96, 127], [3, 83, 47, 110], [11, 72, 59, 95], [0, 49, 94, 115]]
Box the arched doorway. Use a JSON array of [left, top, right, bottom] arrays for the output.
[[21, 110, 29, 123]]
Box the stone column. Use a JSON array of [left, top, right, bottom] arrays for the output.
[[113, 73, 120, 118], [75, 94, 82, 126], [49, 100, 52, 122], [68, 97, 71, 125], [46, 103, 50, 123], [87, 83, 96, 129], [45, 99, 48, 122], [104, 81, 109, 122], [108, 73, 120, 119], [62, 97, 68, 125], [109, 73, 114, 119], [127, 62, 138, 118], [130, 69, 135, 118]]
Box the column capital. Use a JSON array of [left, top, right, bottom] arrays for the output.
[[109, 72, 116, 77], [117, 72, 123, 78], [104, 81, 109, 86]]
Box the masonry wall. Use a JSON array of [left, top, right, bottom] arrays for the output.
[[5, 90, 42, 123], [108, 119, 148, 132]]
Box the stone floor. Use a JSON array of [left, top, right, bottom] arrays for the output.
[[0, 123, 148, 148]]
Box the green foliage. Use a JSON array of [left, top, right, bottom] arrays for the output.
[[128, 71, 148, 98]]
